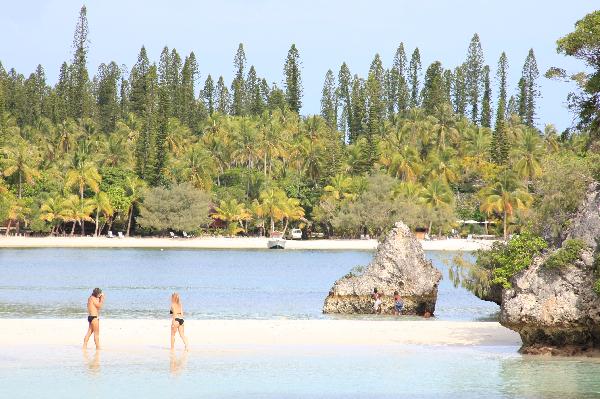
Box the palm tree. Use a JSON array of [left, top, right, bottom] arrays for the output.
[[420, 179, 454, 234], [259, 188, 287, 234], [90, 191, 113, 236], [177, 144, 216, 190], [280, 197, 305, 234], [211, 199, 251, 236], [324, 174, 355, 201], [65, 151, 101, 200], [1, 141, 41, 199], [513, 129, 543, 182], [388, 145, 421, 182], [124, 176, 146, 236], [39, 196, 64, 235], [4, 198, 30, 236], [479, 170, 533, 240], [60, 195, 95, 236]]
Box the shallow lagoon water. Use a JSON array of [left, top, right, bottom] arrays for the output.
[[2, 248, 600, 398], [0, 248, 497, 320], [2, 345, 600, 399]]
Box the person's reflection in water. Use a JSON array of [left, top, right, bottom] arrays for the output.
[[169, 350, 188, 376], [83, 350, 100, 374]]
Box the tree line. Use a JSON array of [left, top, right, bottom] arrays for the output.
[[0, 6, 598, 239]]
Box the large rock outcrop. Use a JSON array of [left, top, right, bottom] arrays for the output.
[[500, 183, 600, 355], [323, 222, 442, 315]]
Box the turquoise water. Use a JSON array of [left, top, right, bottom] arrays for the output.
[[0, 248, 498, 320], [2, 345, 600, 398], [2, 248, 600, 398]]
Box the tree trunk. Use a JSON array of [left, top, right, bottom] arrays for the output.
[[282, 218, 289, 235], [81, 219, 85, 237], [126, 205, 134, 236], [503, 210, 508, 241], [5, 220, 12, 236], [95, 209, 100, 236], [270, 217, 274, 234], [70, 222, 76, 236], [428, 220, 433, 235], [18, 171, 22, 199]]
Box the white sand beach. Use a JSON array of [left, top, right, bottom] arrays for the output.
[[0, 236, 494, 251], [0, 319, 520, 348]]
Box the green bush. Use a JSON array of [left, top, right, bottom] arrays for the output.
[[594, 279, 600, 296], [475, 232, 548, 289], [544, 239, 586, 269]]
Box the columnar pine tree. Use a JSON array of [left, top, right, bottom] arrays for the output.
[[119, 68, 130, 119], [320, 69, 337, 129], [54, 62, 70, 123], [421, 61, 447, 115], [129, 46, 151, 116], [180, 52, 198, 126], [495, 52, 508, 131], [70, 5, 91, 120], [480, 65, 492, 127], [517, 77, 527, 121], [452, 64, 467, 116], [442, 69, 453, 105], [465, 33, 484, 124], [153, 83, 169, 186], [337, 62, 352, 134], [521, 49, 539, 127], [231, 43, 246, 116], [366, 54, 385, 136], [349, 75, 366, 143], [96, 62, 120, 133], [408, 48, 422, 107], [215, 76, 230, 114], [245, 66, 264, 115], [135, 64, 158, 182], [202, 75, 215, 115], [283, 44, 302, 113]]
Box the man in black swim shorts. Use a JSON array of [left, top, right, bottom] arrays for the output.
[[83, 288, 105, 349]]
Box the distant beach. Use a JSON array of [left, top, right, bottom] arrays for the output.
[[0, 236, 494, 251]]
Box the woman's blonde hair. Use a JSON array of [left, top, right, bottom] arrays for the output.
[[171, 292, 180, 304]]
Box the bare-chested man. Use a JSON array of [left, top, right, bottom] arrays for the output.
[[83, 288, 105, 349]]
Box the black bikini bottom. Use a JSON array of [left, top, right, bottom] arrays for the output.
[[175, 318, 184, 325], [87, 315, 98, 323]]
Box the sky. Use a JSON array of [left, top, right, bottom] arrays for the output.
[[0, 0, 597, 131]]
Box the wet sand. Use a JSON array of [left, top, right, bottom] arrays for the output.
[[0, 319, 520, 349]]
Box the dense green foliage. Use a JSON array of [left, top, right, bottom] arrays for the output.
[[0, 7, 599, 238], [478, 232, 548, 288], [543, 239, 586, 269]]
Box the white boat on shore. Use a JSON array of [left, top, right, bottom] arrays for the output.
[[267, 231, 286, 249]]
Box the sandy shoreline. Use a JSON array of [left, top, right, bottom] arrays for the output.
[[0, 236, 494, 251], [0, 319, 520, 348]]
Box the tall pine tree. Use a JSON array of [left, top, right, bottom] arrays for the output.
[[215, 76, 230, 114], [231, 43, 246, 116], [283, 44, 302, 113], [337, 62, 352, 135], [202, 75, 215, 115], [480, 65, 492, 127], [408, 48, 421, 108], [521, 49, 539, 127], [465, 33, 484, 124], [495, 52, 508, 131], [70, 5, 91, 120], [320, 69, 337, 129]]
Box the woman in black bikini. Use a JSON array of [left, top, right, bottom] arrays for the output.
[[170, 292, 189, 351]]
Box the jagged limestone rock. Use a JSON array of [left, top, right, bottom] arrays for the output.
[[323, 222, 442, 315], [500, 183, 600, 355], [500, 250, 600, 355]]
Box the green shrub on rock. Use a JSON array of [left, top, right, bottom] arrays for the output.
[[543, 239, 586, 269]]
